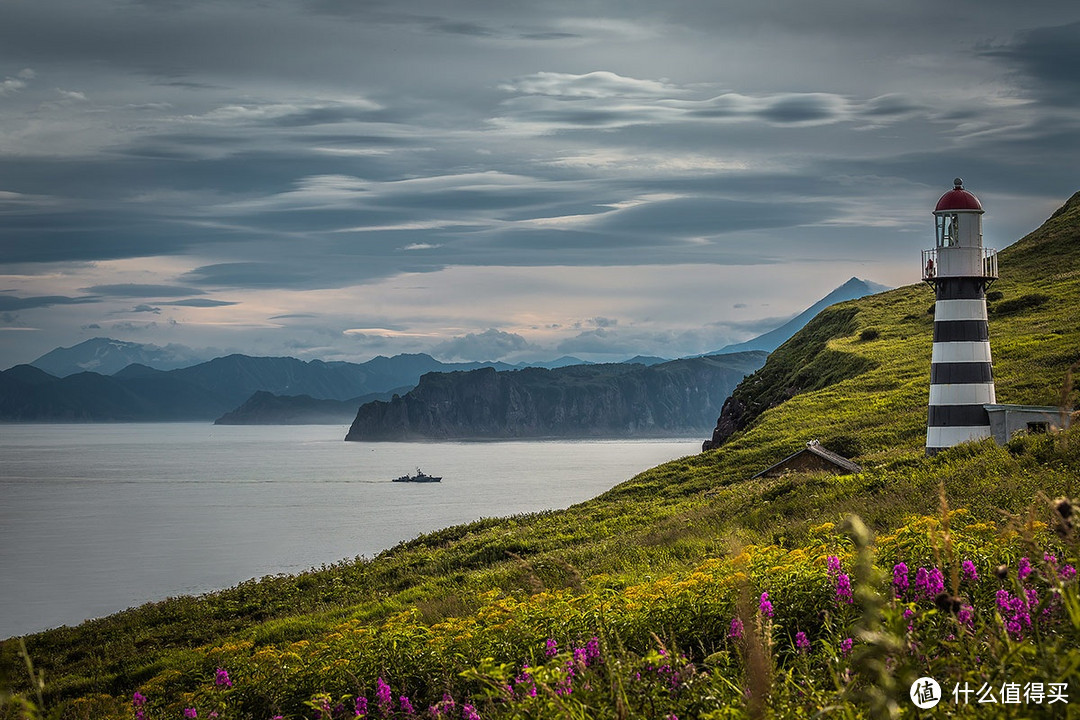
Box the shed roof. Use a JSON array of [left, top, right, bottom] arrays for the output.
[[750, 440, 862, 480]]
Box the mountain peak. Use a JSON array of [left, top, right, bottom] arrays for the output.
[[29, 337, 209, 377], [710, 277, 891, 356]]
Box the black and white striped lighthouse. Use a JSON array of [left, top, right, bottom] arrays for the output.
[[922, 179, 999, 456]]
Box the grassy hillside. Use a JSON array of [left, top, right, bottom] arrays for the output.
[[3, 192, 1080, 719]]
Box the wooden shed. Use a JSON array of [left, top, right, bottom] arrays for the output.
[[751, 440, 862, 479]]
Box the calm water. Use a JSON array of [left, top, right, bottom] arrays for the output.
[[0, 423, 697, 638]]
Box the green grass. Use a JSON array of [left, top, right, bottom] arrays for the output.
[[3, 192, 1079, 719]]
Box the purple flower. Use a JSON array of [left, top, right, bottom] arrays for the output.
[[461, 705, 481, 720], [997, 588, 1013, 611], [914, 567, 930, 598], [584, 636, 601, 664], [957, 605, 974, 629], [795, 631, 810, 652], [355, 696, 368, 717], [376, 678, 392, 709], [914, 566, 945, 599], [827, 555, 841, 577], [1062, 565, 1077, 580], [835, 573, 853, 604], [839, 637, 853, 656], [902, 608, 915, 619], [132, 692, 147, 708], [892, 563, 909, 594], [759, 591, 774, 618], [1044, 553, 1058, 566], [1019, 557, 1032, 582], [997, 589, 1034, 638], [184, 709, 198, 719], [927, 567, 945, 596], [214, 668, 232, 688], [728, 616, 744, 639], [961, 560, 978, 582], [429, 694, 456, 717], [544, 638, 558, 657], [400, 696, 415, 715]]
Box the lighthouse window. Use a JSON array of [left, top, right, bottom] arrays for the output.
[[937, 213, 959, 247]]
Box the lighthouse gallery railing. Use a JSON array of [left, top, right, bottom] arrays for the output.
[[921, 247, 998, 283]]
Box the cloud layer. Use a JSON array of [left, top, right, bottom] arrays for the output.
[[1, 0, 1077, 366]]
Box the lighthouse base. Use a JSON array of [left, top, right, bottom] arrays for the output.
[[925, 425, 993, 456]]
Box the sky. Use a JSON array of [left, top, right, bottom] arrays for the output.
[[1, 0, 1078, 369]]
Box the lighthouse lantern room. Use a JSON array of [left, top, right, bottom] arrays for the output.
[[923, 179, 999, 456]]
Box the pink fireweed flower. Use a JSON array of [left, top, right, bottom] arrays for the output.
[[1062, 565, 1077, 580], [1025, 587, 1039, 611], [997, 589, 1033, 638], [961, 560, 978, 582], [544, 638, 558, 657], [376, 678, 392, 709], [132, 691, 147, 720], [892, 562, 909, 594], [461, 705, 481, 720], [927, 568, 945, 596], [429, 694, 456, 717], [759, 591, 774, 618], [400, 696, 415, 715], [1018, 557, 1033, 581], [826, 555, 841, 578], [914, 567, 945, 599], [835, 573, 853, 604], [584, 636, 601, 664], [914, 567, 929, 598], [354, 696, 368, 716], [795, 631, 810, 652], [839, 638, 853, 656], [214, 668, 232, 688], [184, 709, 198, 719], [513, 665, 537, 698], [729, 616, 744, 639], [957, 605, 974, 629]]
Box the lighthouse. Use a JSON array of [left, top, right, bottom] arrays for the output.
[[923, 179, 998, 456]]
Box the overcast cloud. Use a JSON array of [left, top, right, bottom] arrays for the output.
[[1, 0, 1077, 367]]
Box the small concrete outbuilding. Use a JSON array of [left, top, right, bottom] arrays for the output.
[[750, 440, 862, 480], [983, 404, 1072, 444]]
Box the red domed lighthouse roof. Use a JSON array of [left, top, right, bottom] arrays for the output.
[[935, 178, 983, 212]]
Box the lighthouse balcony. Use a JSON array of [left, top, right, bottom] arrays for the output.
[[922, 247, 998, 283]]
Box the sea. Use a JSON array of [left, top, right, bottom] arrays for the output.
[[0, 423, 698, 638]]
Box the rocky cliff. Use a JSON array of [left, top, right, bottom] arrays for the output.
[[344, 352, 766, 441]]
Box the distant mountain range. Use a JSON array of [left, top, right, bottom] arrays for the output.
[[26, 337, 592, 379], [3, 277, 883, 424], [0, 353, 566, 422], [710, 277, 890, 354], [345, 352, 768, 440]]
